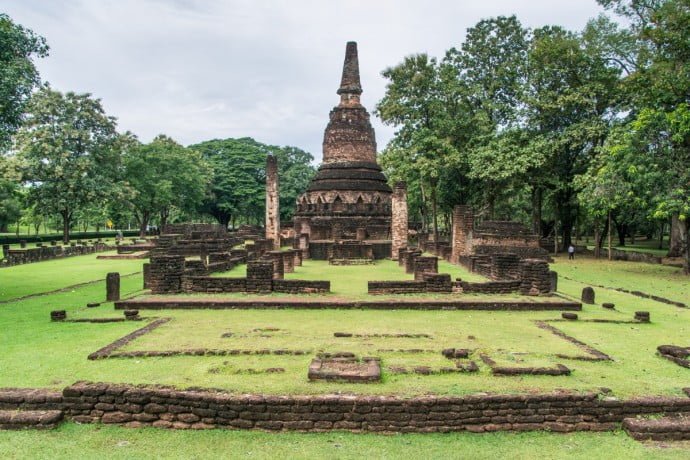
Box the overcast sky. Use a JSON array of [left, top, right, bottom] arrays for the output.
[[5, 0, 606, 162]]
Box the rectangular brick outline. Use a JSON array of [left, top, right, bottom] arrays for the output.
[[534, 321, 613, 362], [479, 354, 571, 376], [85, 317, 311, 360]]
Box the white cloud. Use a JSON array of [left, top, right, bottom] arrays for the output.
[[4, 0, 605, 161]]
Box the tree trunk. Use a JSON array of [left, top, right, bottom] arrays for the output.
[[594, 221, 601, 259], [615, 220, 626, 246], [160, 208, 169, 229], [138, 212, 150, 238], [669, 214, 683, 257], [419, 182, 429, 234], [677, 218, 689, 275], [430, 179, 439, 242], [658, 221, 665, 249], [531, 186, 542, 236], [0, 223, 8, 233], [608, 210, 612, 261], [60, 210, 71, 244]]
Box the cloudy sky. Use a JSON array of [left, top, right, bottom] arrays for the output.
[[5, 0, 607, 161]]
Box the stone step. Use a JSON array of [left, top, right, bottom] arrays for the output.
[[623, 416, 690, 441], [0, 410, 63, 430]]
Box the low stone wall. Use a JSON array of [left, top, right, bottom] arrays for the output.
[[457, 280, 522, 294], [272, 280, 330, 294], [3, 382, 690, 433], [182, 277, 247, 293], [2, 243, 112, 266], [368, 274, 453, 295], [368, 281, 426, 295]]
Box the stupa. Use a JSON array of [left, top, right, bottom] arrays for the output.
[[293, 42, 394, 260]]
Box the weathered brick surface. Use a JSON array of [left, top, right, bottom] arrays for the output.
[[3, 384, 690, 433], [293, 42, 392, 247], [265, 155, 280, 250]]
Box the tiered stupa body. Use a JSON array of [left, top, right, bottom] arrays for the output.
[[294, 42, 392, 254]]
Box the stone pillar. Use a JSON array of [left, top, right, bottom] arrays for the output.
[[404, 249, 422, 274], [413, 256, 438, 281], [299, 233, 310, 259], [265, 251, 284, 280], [519, 259, 551, 296], [106, 272, 120, 301], [391, 181, 408, 259], [293, 248, 303, 267], [397, 247, 408, 267], [246, 261, 273, 293], [356, 227, 367, 241], [2, 245, 9, 258], [451, 205, 474, 264], [282, 250, 295, 273], [19, 240, 27, 248], [149, 255, 185, 294], [143, 263, 151, 289], [265, 154, 280, 250]]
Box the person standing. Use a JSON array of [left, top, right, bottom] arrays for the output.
[[568, 244, 575, 260]]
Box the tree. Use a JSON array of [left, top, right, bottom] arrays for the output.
[[0, 14, 48, 151], [16, 86, 123, 243], [123, 135, 209, 236], [524, 25, 621, 249], [191, 138, 315, 227], [0, 155, 22, 233]]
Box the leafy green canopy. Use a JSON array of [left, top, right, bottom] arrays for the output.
[[0, 14, 48, 151], [16, 87, 123, 242], [190, 138, 315, 227], [123, 135, 209, 234]]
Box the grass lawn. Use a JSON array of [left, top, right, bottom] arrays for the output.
[[0, 252, 143, 301], [0, 422, 688, 459], [1, 253, 689, 456], [551, 255, 689, 303]]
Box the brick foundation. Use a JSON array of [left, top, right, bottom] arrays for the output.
[[3, 383, 690, 433]]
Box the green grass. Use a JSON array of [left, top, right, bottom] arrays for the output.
[[1, 256, 689, 397], [0, 252, 143, 301], [1, 423, 688, 459], [1, 253, 690, 455], [551, 255, 689, 303]]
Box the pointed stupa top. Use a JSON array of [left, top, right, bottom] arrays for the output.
[[337, 41, 362, 96]]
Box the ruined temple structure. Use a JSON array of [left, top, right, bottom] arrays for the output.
[[449, 205, 550, 279], [293, 42, 395, 261]]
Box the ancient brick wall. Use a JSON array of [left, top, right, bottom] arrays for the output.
[[6, 382, 690, 433], [519, 259, 552, 295], [451, 205, 474, 264], [182, 277, 247, 293], [149, 255, 185, 294], [391, 182, 408, 259], [456, 280, 522, 294], [2, 243, 112, 266], [413, 256, 438, 281], [272, 280, 330, 294], [265, 154, 280, 250]]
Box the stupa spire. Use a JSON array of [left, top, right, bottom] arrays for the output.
[[337, 41, 362, 102]]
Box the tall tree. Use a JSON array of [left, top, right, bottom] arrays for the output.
[[191, 138, 314, 227], [0, 155, 22, 232], [16, 87, 123, 243], [123, 135, 209, 236], [525, 25, 621, 249], [0, 14, 48, 150]]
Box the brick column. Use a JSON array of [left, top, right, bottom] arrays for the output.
[[451, 205, 474, 264], [413, 256, 438, 281], [265, 154, 280, 250], [391, 181, 408, 259], [106, 272, 120, 301]]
